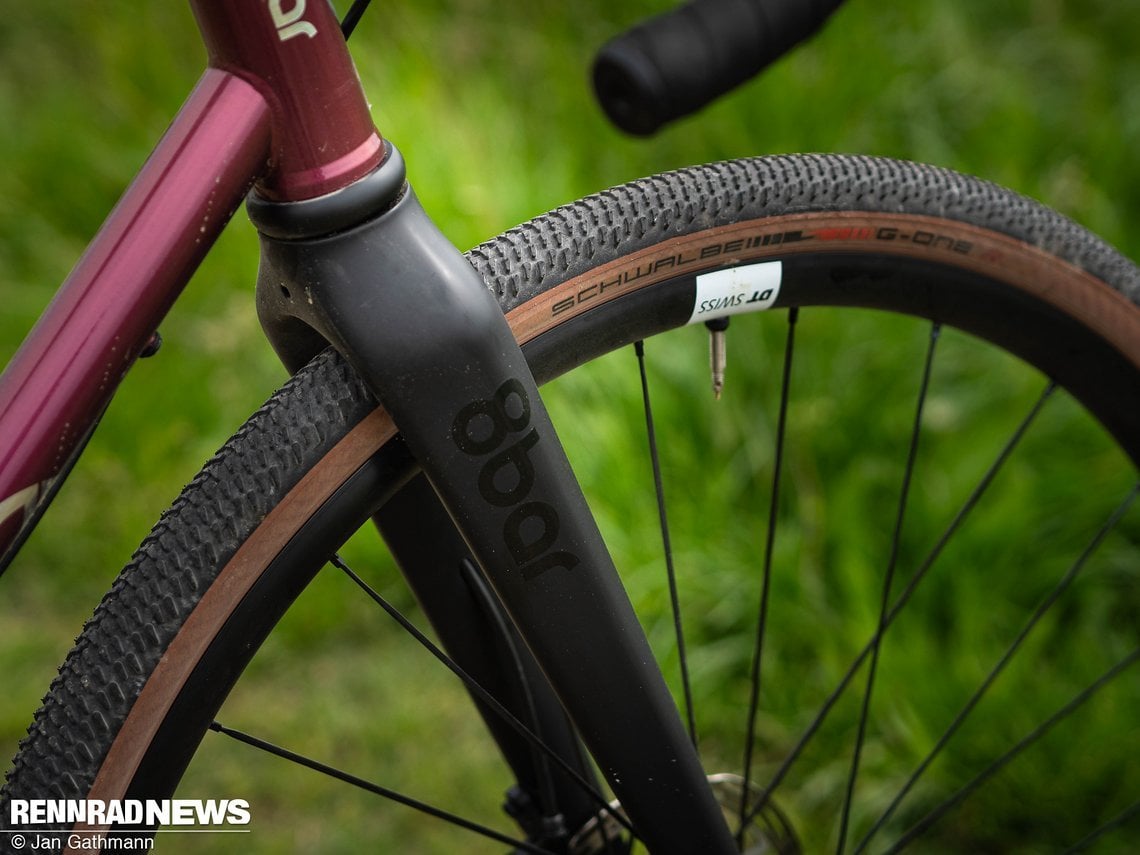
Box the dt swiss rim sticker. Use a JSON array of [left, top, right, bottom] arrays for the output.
[[688, 261, 782, 325]]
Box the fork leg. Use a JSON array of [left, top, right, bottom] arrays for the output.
[[375, 473, 602, 848]]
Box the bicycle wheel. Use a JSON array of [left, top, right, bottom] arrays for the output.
[[4, 154, 1140, 854]]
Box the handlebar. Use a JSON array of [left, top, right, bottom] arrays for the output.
[[593, 0, 846, 135]]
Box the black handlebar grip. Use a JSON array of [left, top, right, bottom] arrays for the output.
[[593, 0, 845, 135]]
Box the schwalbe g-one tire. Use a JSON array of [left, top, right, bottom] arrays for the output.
[[5, 154, 1140, 850]]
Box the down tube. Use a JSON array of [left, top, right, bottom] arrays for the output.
[[0, 69, 271, 573]]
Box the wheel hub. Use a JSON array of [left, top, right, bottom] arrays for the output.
[[567, 773, 801, 854]]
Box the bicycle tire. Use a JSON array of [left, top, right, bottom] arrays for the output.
[[5, 154, 1140, 853]]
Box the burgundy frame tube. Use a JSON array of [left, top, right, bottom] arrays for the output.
[[0, 0, 383, 569]]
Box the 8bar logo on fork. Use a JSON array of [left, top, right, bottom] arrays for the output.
[[451, 378, 581, 581]]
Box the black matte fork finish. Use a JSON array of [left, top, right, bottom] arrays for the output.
[[249, 147, 737, 854]]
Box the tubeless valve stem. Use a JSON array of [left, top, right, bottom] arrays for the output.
[[706, 317, 730, 398]]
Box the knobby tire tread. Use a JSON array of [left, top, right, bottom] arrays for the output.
[[4, 352, 374, 800], [473, 155, 1140, 309]]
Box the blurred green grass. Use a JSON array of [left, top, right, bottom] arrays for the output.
[[1, 1, 1138, 852]]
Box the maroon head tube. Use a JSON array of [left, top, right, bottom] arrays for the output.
[[190, 0, 385, 201]]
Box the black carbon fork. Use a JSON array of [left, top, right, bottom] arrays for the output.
[[248, 144, 737, 854]]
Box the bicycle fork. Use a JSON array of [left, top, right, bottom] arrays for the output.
[[249, 144, 737, 854]]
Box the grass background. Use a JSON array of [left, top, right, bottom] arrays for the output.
[[1, 0, 1139, 852]]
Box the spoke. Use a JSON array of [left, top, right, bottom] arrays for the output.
[[634, 339, 698, 748], [855, 482, 1140, 853], [1062, 799, 1140, 853], [329, 554, 637, 841], [208, 721, 555, 855], [745, 381, 1055, 827], [739, 307, 798, 843], [883, 646, 1140, 854], [836, 323, 940, 855]]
